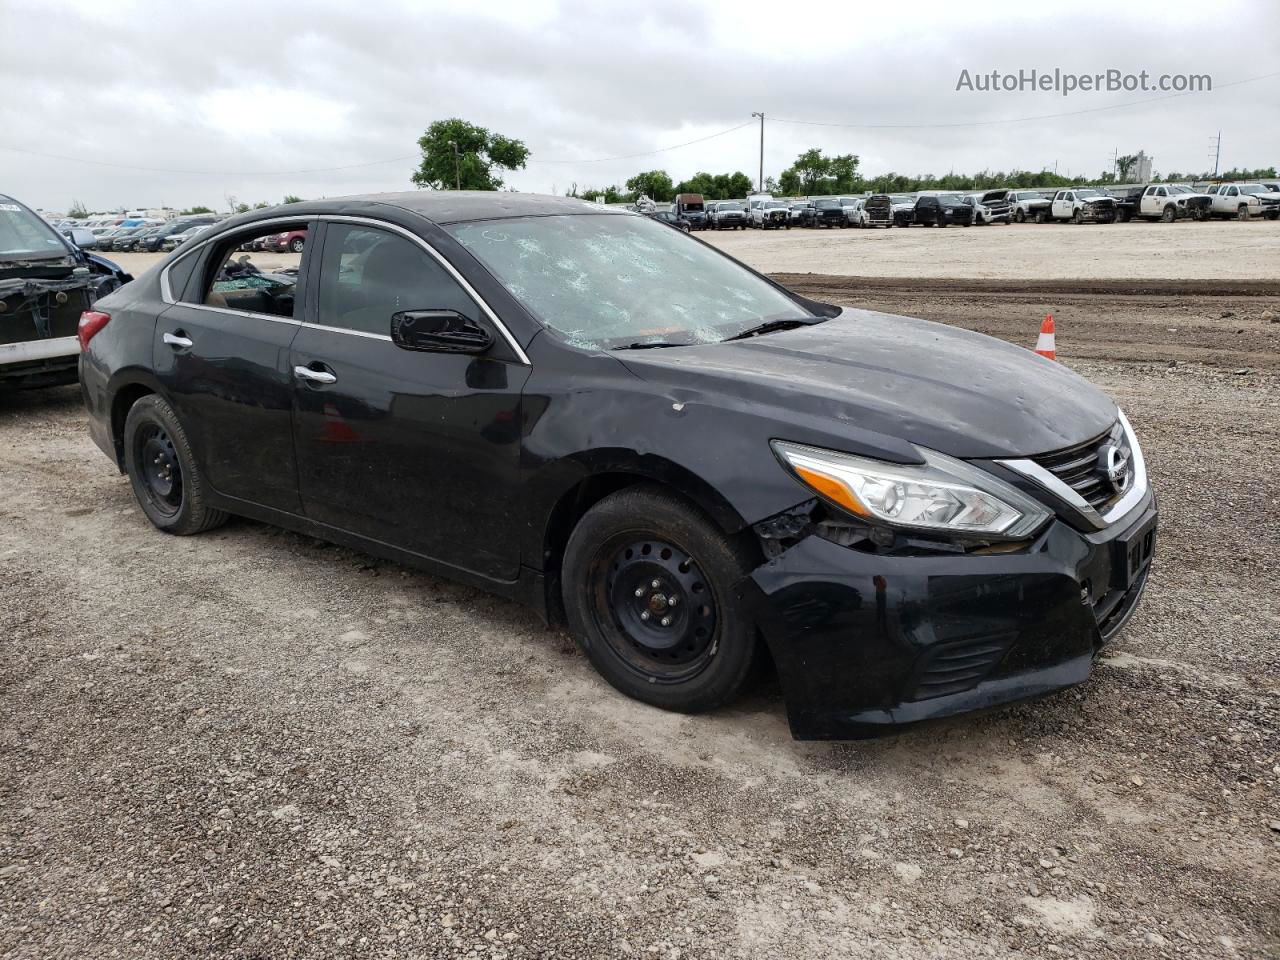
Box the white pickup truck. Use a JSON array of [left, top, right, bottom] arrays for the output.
[[1048, 188, 1118, 224], [1205, 183, 1280, 221]]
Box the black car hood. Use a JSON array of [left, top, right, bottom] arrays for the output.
[[616, 309, 1117, 459]]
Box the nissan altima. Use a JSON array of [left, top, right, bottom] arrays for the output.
[[78, 193, 1156, 740]]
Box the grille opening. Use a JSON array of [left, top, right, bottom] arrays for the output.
[[1031, 424, 1126, 512]]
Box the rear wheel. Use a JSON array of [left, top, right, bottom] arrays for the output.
[[1035, 209, 1049, 224], [562, 487, 759, 713], [123, 395, 227, 535], [289, 236, 305, 253]]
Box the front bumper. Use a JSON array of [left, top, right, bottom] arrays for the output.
[[743, 493, 1156, 740]]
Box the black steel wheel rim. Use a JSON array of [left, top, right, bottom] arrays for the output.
[[591, 536, 719, 683], [135, 423, 182, 516]]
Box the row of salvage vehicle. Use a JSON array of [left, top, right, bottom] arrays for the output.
[[656, 180, 1280, 232]]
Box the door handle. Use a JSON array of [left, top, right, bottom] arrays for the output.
[[163, 332, 193, 348], [294, 365, 337, 384]]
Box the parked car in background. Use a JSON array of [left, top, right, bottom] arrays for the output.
[[810, 198, 848, 228], [162, 224, 214, 251], [1, 191, 130, 389], [1048, 189, 1117, 224], [888, 195, 917, 226], [994, 190, 1053, 223], [79, 192, 1156, 741], [861, 195, 895, 228], [836, 197, 863, 224], [114, 226, 163, 252], [138, 216, 220, 252], [750, 200, 791, 229], [972, 191, 1013, 224], [707, 201, 748, 230], [264, 228, 308, 253], [1112, 184, 1214, 223], [786, 201, 813, 227], [1205, 183, 1280, 220], [913, 194, 974, 227], [648, 210, 691, 233], [672, 194, 708, 231], [844, 198, 868, 226]]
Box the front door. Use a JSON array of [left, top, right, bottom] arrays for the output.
[[153, 220, 312, 513], [289, 220, 531, 582]]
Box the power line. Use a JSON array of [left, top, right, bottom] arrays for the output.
[[528, 121, 756, 164], [770, 69, 1280, 130]]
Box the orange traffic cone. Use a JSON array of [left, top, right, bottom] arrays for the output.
[[1034, 314, 1056, 360]]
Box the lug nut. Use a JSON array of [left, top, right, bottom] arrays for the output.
[[634, 587, 644, 597], [651, 579, 660, 589], [640, 611, 650, 621], [660, 616, 671, 627], [668, 596, 678, 607]]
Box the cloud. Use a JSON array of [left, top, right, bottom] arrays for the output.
[[1, 0, 1277, 212]]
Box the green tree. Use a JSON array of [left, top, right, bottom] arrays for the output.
[[253, 201, 270, 209], [283, 195, 304, 204], [234, 202, 251, 213], [625, 170, 675, 202], [776, 149, 861, 195], [68, 199, 88, 218], [411, 118, 529, 191], [180, 205, 214, 215], [1115, 154, 1139, 181]]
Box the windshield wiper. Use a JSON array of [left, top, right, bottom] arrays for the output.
[[614, 340, 691, 350], [723, 317, 823, 342]]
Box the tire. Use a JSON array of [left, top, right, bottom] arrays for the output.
[[123, 394, 228, 536], [936, 216, 947, 228], [1014, 208, 1026, 223], [1161, 205, 1176, 223], [1238, 205, 1251, 222], [1035, 209, 1049, 224], [1268, 211, 1279, 221], [289, 237, 305, 253], [561, 486, 760, 714], [1072, 209, 1084, 224]]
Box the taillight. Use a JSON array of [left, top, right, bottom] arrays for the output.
[[78, 311, 111, 351]]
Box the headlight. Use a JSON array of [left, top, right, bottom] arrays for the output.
[[772, 441, 1052, 539]]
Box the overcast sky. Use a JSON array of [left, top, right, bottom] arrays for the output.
[[2, 0, 1277, 213]]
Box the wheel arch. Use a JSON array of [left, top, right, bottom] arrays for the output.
[[106, 374, 167, 470], [536, 456, 752, 625]]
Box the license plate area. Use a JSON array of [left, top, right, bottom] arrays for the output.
[[1112, 516, 1156, 589]]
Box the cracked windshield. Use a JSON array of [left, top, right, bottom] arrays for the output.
[[447, 213, 812, 349]]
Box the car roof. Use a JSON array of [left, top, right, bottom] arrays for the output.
[[308, 191, 628, 226]]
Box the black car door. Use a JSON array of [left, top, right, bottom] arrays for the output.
[[153, 219, 313, 513], [288, 219, 531, 582]]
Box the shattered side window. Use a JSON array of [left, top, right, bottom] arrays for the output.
[[447, 214, 809, 350]]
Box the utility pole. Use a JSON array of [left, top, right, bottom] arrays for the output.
[[751, 112, 765, 192], [448, 140, 461, 191], [1208, 131, 1222, 177], [1111, 147, 1118, 180]]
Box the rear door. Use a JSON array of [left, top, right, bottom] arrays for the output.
[[288, 219, 530, 581], [154, 219, 313, 513]]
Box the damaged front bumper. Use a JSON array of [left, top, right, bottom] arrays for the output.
[[742, 492, 1156, 740]]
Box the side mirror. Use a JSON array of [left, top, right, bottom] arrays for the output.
[[63, 228, 97, 250], [390, 309, 493, 354]]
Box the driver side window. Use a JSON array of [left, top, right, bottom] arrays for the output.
[[316, 224, 478, 337]]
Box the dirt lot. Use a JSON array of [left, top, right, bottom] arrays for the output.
[[2, 231, 1278, 959], [705, 219, 1280, 280]]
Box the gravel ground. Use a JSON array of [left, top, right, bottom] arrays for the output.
[[1, 267, 1278, 958], [703, 219, 1280, 280]]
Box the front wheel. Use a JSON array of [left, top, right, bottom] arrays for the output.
[[1035, 209, 1049, 224], [1161, 205, 1176, 223], [562, 486, 760, 713], [123, 395, 228, 535], [1014, 209, 1026, 223], [1238, 205, 1251, 222]]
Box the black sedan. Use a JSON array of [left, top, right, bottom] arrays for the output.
[[648, 210, 691, 233], [78, 193, 1156, 740]]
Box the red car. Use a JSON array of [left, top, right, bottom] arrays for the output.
[[264, 228, 307, 253]]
